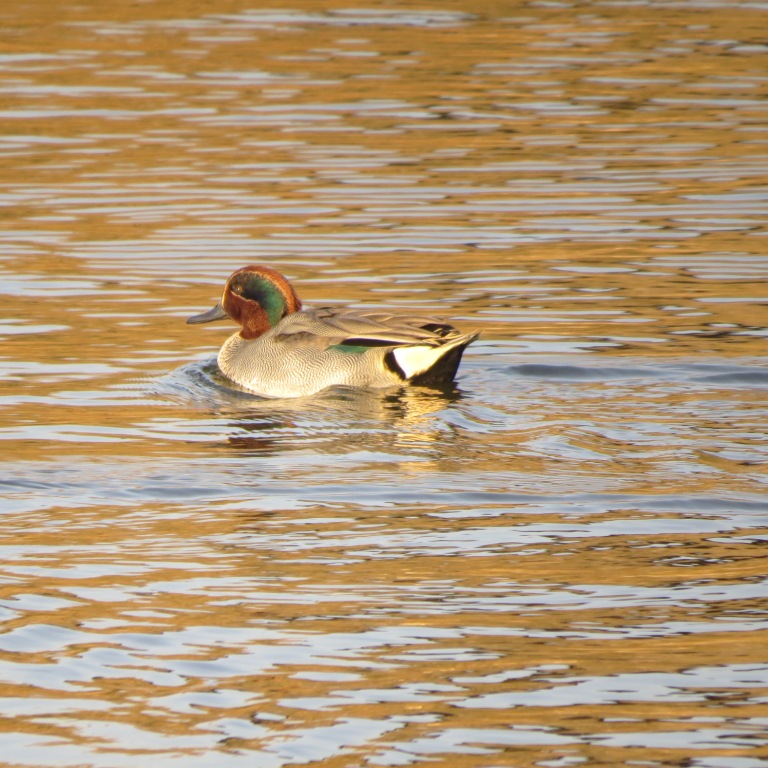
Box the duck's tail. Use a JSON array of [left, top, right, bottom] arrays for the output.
[[391, 332, 479, 387]]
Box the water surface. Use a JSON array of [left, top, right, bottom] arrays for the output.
[[0, 1, 767, 766]]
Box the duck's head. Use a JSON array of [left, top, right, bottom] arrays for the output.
[[187, 265, 302, 339]]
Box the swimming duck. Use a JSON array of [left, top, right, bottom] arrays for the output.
[[187, 265, 478, 398]]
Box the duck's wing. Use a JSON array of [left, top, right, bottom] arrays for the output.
[[274, 307, 457, 348]]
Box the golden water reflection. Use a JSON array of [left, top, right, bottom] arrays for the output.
[[0, 0, 767, 766]]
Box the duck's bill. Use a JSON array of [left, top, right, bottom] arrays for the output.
[[186, 303, 228, 324]]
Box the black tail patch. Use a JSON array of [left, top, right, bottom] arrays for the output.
[[420, 322, 454, 338]]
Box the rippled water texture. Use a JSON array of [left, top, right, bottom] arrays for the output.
[[1, 1, 767, 766]]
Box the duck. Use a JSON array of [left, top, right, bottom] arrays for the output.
[[187, 265, 478, 398]]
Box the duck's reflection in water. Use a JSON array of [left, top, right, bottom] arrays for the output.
[[219, 383, 465, 455]]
